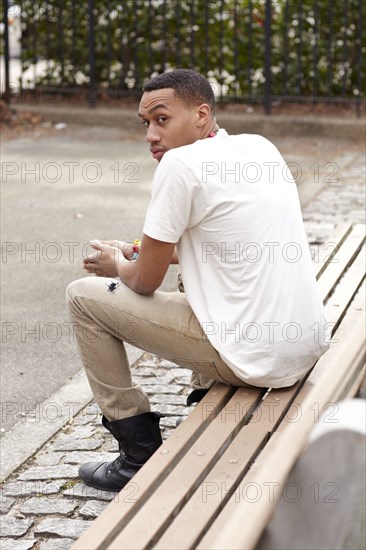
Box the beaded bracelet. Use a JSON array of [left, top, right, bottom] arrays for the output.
[[130, 239, 141, 260]]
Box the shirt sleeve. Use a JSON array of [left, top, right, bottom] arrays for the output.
[[143, 153, 201, 243]]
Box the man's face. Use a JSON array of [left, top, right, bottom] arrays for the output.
[[138, 88, 204, 162]]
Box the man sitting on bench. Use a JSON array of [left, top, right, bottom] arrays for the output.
[[66, 69, 329, 492]]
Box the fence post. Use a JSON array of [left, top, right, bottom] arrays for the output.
[[3, 0, 11, 103], [356, 0, 363, 118], [87, 0, 96, 107], [264, 0, 272, 115]]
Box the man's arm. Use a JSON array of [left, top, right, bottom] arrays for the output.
[[83, 234, 176, 295], [117, 235, 176, 295], [87, 239, 179, 265], [171, 246, 179, 264]]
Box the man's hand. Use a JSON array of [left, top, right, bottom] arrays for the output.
[[83, 241, 127, 277], [83, 236, 178, 295], [89, 240, 136, 260]]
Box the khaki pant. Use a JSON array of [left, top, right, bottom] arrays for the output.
[[66, 276, 247, 421]]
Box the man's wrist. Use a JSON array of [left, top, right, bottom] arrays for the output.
[[129, 239, 141, 261]]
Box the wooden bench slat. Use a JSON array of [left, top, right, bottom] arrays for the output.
[[323, 245, 365, 330], [313, 222, 353, 279], [256, 418, 366, 550], [275, 284, 365, 426], [72, 384, 235, 550], [107, 388, 266, 549], [317, 224, 365, 302], [278, 284, 365, 430], [197, 307, 365, 550], [260, 275, 365, 440], [343, 365, 366, 400], [330, 284, 365, 402], [154, 383, 303, 550]]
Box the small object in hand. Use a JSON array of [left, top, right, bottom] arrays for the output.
[[131, 238, 141, 260], [106, 281, 119, 292]]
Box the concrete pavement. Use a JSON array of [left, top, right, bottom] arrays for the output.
[[1, 124, 180, 434]]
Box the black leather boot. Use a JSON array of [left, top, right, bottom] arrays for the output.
[[176, 389, 211, 428], [78, 412, 163, 492], [186, 388, 211, 406]]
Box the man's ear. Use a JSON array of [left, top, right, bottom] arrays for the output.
[[196, 103, 212, 127]]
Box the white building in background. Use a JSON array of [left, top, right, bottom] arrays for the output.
[[1, 3, 50, 92]]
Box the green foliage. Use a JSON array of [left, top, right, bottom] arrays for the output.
[[13, 0, 366, 100]]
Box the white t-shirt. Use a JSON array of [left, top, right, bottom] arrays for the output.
[[143, 129, 330, 388]]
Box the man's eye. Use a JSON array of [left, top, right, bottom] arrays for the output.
[[157, 116, 167, 124], [142, 120, 149, 127]]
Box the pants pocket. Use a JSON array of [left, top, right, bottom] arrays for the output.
[[170, 357, 227, 384]]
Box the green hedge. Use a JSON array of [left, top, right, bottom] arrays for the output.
[[12, 0, 366, 100]]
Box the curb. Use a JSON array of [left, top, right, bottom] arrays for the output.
[[0, 345, 144, 484], [13, 103, 365, 142]]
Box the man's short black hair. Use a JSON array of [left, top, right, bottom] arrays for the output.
[[144, 69, 215, 115]]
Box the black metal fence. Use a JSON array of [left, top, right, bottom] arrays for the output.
[[2, 0, 365, 115]]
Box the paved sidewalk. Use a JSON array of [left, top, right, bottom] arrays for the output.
[[1, 146, 365, 549], [302, 150, 365, 243]]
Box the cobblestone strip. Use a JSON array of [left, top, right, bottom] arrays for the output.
[[1, 150, 364, 550], [0, 357, 193, 549], [303, 151, 365, 244]]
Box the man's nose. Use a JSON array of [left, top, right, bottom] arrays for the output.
[[146, 124, 161, 143]]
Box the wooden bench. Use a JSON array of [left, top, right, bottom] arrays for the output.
[[73, 222, 365, 550]]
